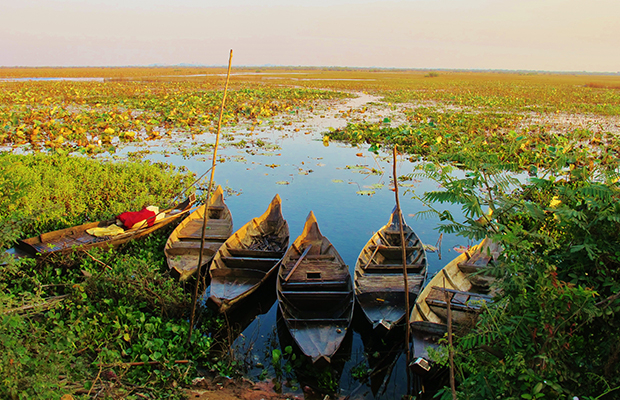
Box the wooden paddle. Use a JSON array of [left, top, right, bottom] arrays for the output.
[[284, 244, 313, 282]]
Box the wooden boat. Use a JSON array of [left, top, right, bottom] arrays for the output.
[[409, 237, 501, 376], [208, 194, 289, 313], [277, 211, 354, 364], [355, 207, 428, 333], [17, 195, 195, 257], [165, 186, 232, 281]]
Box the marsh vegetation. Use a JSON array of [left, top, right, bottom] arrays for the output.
[[2, 67, 620, 399]]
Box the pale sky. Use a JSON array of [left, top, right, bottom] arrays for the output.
[[2, 0, 619, 72]]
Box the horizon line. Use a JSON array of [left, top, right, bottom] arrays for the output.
[[1, 64, 619, 75]]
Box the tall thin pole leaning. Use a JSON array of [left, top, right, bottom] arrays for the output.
[[444, 277, 457, 400], [187, 50, 233, 344], [392, 146, 411, 363]]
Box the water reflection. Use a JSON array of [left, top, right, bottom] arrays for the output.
[[275, 309, 353, 397], [116, 93, 471, 397]]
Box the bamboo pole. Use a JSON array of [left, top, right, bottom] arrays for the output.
[[444, 277, 457, 400], [187, 49, 233, 344], [393, 146, 411, 364]]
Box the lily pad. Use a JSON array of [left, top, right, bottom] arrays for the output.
[[364, 183, 384, 189]]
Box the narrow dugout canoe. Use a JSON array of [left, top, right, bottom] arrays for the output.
[[17, 195, 195, 257], [208, 194, 289, 313], [409, 237, 501, 376], [355, 207, 428, 333], [165, 186, 232, 281], [277, 211, 354, 364]]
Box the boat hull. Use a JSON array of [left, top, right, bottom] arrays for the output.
[[18, 195, 195, 257], [277, 211, 354, 364]]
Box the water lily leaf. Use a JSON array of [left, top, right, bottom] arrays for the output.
[[364, 183, 384, 189], [356, 190, 375, 196], [275, 181, 290, 185], [332, 179, 344, 183]]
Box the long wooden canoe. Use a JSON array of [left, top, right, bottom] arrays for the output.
[[17, 195, 195, 257], [208, 194, 289, 313], [409, 237, 501, 376], [165, 186, 232, 281], [355, 207, 428, 333], [277, 211, 354, 364]]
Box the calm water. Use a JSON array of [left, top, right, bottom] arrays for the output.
[[112, 93, 467, 398]]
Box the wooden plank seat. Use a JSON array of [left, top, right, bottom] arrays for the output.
[[458, 250, 495, 273], [282, 260, 345, 270], [178, 220, 231, 240], [228, 248, 284, 258], [363, 263, 425, 273], [220, 256, 282, 270], [356, 275, 424, 292], [282, 290, 351, 307], [426, 286, 493, 312], [430, 286, 493, 300], [426, 298, 488, 312], [283, 262, 350, 283], [432, 286, 493, 301], [281, 280, 349, 290], [167, 241, 224, 250], [288, 254, 336, 261]]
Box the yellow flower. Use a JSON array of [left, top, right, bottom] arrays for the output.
[[549, 196, 562, 208]]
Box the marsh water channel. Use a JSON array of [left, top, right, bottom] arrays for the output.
[[105, 92, 467, 398], [97, 91, 471, 399]]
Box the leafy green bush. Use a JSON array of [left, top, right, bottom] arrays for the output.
[[0, 153, 194, 238], [417, 162, 620, 399], [0, 154, 215, 399]]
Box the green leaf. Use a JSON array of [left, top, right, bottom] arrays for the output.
[[272, 349, 281, 364], [533, 382, 543, 393]]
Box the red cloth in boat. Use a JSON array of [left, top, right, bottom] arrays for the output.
[[117, 208, 156, 229]]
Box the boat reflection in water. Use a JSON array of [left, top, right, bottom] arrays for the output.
[[205, 279, 277, 361], [275, 308, 352, 399]]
